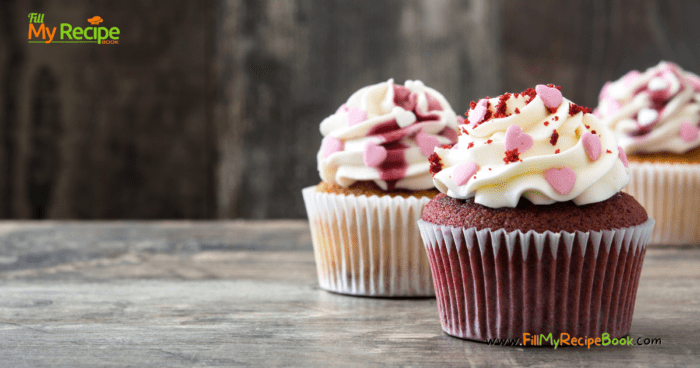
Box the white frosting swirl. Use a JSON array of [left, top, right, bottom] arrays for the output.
[[318, 79, 459, 191], [596, 61, 700, 154], [432, 87, 630, 208]]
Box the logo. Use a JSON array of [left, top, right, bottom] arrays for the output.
[[28, 13, 120, 44]]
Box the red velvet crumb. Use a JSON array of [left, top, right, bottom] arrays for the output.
[[486, 139, 493, 144], [470, 101, 477, 110], [514, 107, 520, 114], [591, 130, 597, 134], [482, 109, 492, 122], [606, 149, 612, 154], [521, 88, 537, 104], [503, 149, 520, 164], [544, 121, 550, 126], [467, 142, 475, 149], [569, 103, 593, 116], [442, 144, 453, 149], [554, 116, 559, 121], [550, 129, 559, 145], [555, 149, 561, 154], [547, 106, 558, 114], [429, 152, 442, 176], [493, 93, 511, 119]]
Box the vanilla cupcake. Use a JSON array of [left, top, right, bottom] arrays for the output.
[[302, 79, 459, 296], [419, 85, 654, 341], [596, 61, 700, 245]]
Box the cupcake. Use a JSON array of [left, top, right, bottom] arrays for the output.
[[302, 79, 459, 297], [596, 61, 700, 245], [418, 85, 654, 342]]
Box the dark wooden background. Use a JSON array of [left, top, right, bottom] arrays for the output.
[[1, 0, 699, 219]]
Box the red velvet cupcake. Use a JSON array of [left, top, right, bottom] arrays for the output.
[[418, 85, 655, 342]]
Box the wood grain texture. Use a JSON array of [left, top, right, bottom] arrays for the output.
[[502, 0, 700, 108], [214, 0, 503, 219], [0, 222, 698, 367], [0, 0, 216, 219], [3, 1, 700, 219]]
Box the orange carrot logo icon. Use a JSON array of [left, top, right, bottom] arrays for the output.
[[87, 16, 103, 25]]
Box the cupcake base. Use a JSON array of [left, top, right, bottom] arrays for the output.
[[303, 186, 435, 297], [418, 219, 654, 342], [624, 162, 700, 245]]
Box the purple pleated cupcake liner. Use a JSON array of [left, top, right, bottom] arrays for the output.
[[418, 218, 655, 341]]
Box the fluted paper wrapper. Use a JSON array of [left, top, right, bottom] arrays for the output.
[[302, 186, 434, 297], [418, 218, 655, 341], [624, 162, 700, 245]]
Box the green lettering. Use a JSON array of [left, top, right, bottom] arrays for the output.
[[60, 23, 72, 40], [84, 27, 93, 40], [109, 27, 120, 39], [625, 336, 633, 346], [601, 332, 611, 346], [72, 27, 83, 40], [97, 27, 109, 43]]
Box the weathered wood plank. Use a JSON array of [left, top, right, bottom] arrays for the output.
[[502, 0, 700, 108], [0, 220, 313, 274], [1, 1, 217, 219], [214, 0, 503, 218], [0, 227, 698, 367]]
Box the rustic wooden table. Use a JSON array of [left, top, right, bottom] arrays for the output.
[[0, 221, 698, 367]]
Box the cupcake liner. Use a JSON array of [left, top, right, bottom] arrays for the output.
[[624, 162, 700, 245], [302, 186, 434, 297], [417, 218, 655, 342]]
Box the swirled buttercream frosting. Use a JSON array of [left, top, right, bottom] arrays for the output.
[[596, 61, 700, 154], [317, 79, 459, 191], [430, 85, 630, 208]]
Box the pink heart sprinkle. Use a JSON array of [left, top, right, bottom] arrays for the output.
[[452, 162, 478, 186], [346, 106, 367, 126], [581, 132, 602, 161], [362, 141, 387, 168], [416, 131, 440, 156], [504, 125, 533, 152], [545, 167, 576, 195], [679, 122, 700, 143], [322, 137, 343, 158], [618, 146, 629, 168], [469, 106, 487, 126], [535, 84, 563, 109], [477, 99, 488, 108], [456, 116, 465, 125]]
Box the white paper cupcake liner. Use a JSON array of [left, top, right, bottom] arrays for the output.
[[417, 218, 655, 341], [302, 186, 434, 297], [624, 162, 700, 245]]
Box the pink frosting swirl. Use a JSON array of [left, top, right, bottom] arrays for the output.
[[318, 79, 459, 191]]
